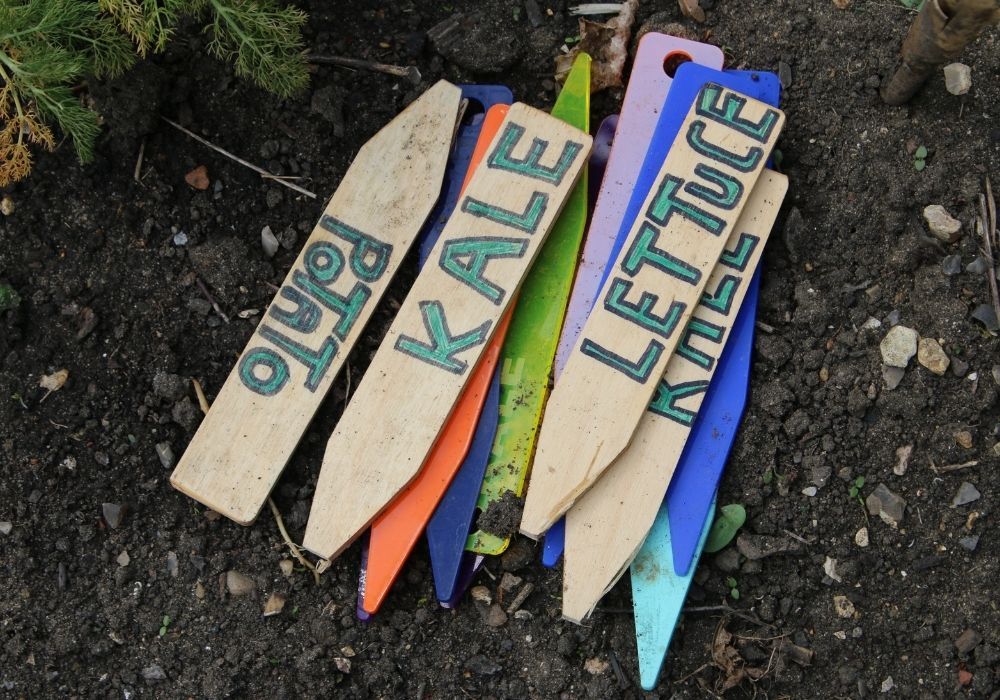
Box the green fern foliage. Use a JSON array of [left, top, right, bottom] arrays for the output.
[[0, 0, 309, 186]]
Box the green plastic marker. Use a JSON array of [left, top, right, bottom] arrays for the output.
[[466, 53, 591, 555]]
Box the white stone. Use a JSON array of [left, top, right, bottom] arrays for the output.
[[880, 325, 919, 368], [261, 226, 279, 258], [923, 204, 962, 242], [943, 62, 971, 95], [833, 595, 856, 618], [855, 527, 869, 548]]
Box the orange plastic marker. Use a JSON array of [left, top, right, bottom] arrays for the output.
[[362, 105, 511, 615]]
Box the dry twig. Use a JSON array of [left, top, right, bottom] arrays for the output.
[[195, 276, 230, 324], [309, 54, 421, 85], [267, 497, 321, 586], [161, 116, 317, 199], [979, 176, 999, 322], [191, 378, 210, 415]]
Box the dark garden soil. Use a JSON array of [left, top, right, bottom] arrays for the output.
[[2, 0, 1000, 697]]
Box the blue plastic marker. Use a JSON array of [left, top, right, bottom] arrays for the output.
[[355, 85, 511, 620], [426, 374, 500, 602], [631, 496, 715, 690], [542, 66, 780, 567]]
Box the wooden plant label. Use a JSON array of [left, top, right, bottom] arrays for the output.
[[169, 81, 462, 525], [520, 85, 784, 538], [555, 34, 723, 377], [561, 171, 787, 623], [303, 104, 592, 560]]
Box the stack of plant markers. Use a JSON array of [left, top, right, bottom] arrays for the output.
[[169, 33, 788, 690]]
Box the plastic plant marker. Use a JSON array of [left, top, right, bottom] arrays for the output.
[[630, 497, 715, 691], [465, 53, 592, 555], [356, 534, 372, 621], [540, 113, 618, 568], [303, 102, 592, 561], [440, 554, 486, 609], [556, 34, 723, 376], [361, 101, 512, 615], [427, 371, 501, 602], [520, 86, 785, 540], [170, 81, 462, 526], [543, 67, 783, 566], [561, 171, 787, 623], [418, 86, 514, 264]]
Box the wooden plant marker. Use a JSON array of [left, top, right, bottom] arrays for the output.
[[555, 34, 722, 376], [303, 104, 591, 560], [460, 53, 591, 556], [562, 170, 787, 622], [520, 85, 785, 538], [169, 81, 462, 525], [361, 100, 510, 615], [542, 66, 782, 565]]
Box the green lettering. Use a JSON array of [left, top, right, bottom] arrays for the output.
[[395, 301, 491, 375], [696, 83, 780, 142], [487, 122, 583, 185], [239, 347, 290, 397], [676, 318, 725, 370], [684, 164, 744, 210], [292, 271, 370, 341], [259, 325, 338, 392], [580, 337, 664, 384], [686, 121, 763, 173], [604, 278, 686, 340], [439, 236, 528, 305], [720, 233, 759, 272], [461, 192, 548, 233], [320, 216, 393, 282], [700, 275, 740, 316], [648, 379, 709, 425], [622, 221, 702, 285], [646, 174, 726, 236], [269, 286, 322, 334]]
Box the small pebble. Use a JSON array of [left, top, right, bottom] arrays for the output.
[[855, 527, 869, 548], [943, 62, 972, 95], [955, 628, 983, 654], [226, 570, 256, 596], [166, 551, 178, 577], [966, 257, 989, 275], [802, 486, 818, 497], [155, 442, 175, 469], [917, 337, 950, 375], [117, 550, 131, 567], [881, 676, 895, 693], [880, 326, 919, 368], [470, 585, 492, 606], [102, 503, 124, 529], [955, 430, 974, 449], [261, 226, 279, 258], [0, 521, 11, 536], [333, 657, 351, 674], [866, 483, 906, 527], [893, 444, 913, 476], [971, 304, 1000, 332], [951, 481, 981, 507], [263, 592, 286, 616], [882, 365, 905, 390], [923, 204, 963, 243], [951, 357, 969, 377], [941, 254, 962, 275], [833, 595, 856, 618], [499, 573, 522, 593], [0, 195, 13, 216], [142, 664, 167, 682], [279, 559, 294, 577], [959, 535, 980, 552], [485, 604, 508, 627], [173, 231, 189, 246]]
